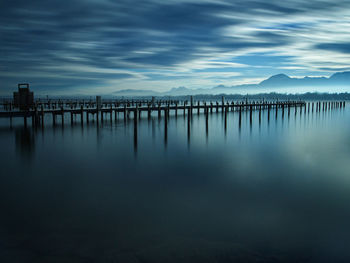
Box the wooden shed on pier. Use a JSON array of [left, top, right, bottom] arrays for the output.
[[13, 83, 34, 110]]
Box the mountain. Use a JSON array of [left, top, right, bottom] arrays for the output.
[[112, 71, 350, 96], [329, 71, 350, 84], [259, 73, 291, 87]]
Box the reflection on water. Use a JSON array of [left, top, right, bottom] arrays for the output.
[[0, 104, 350, 262], [15, 128, 35, 160]]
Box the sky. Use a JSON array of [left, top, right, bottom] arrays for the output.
[[1, 0, 350, 95]]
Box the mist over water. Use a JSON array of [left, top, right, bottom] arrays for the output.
[[1, 104, 350, 262]]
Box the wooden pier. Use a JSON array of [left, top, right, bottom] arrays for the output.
[[0, 97, 346, 128]]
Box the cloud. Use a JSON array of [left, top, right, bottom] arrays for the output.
[[316, 43, 350, 54], [1, 0, 350, 94]]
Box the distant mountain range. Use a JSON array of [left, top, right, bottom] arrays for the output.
[[113, 71, 350, 96]]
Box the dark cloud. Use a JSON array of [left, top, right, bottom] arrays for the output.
[[316, 43, 350, 54]]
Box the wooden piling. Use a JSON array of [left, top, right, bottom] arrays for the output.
[[135, 104, 138, 122], [41, 105, 44, 128], [164, 108, 168, 146], [205, 106, 208, 136], [61, 106, 64, 126], [70, 111, 74, 125], [239, 105, 242, 126], [259, 105, 261, 123], [190, 96, 193, 116], [275, 104, 278, 119], [250, 105, 253, 123], [110, 105, 113, 122], [175, 103, 178, 118], [81, 105, 84, 124], [222, 96, 225, 112]]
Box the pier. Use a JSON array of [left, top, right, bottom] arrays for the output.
[[0, 97, 346, 128]]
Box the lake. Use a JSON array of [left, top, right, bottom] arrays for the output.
[[1, 103, 350, 262]]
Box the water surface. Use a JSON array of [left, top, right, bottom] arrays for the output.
[[1, 104, 350, 262]]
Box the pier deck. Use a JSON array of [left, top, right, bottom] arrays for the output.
[[0, 99, 346, 128]]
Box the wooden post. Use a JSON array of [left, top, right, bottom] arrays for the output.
[[222, 96, 225, 112], [175, 102, 178, 118], [41, 105, 44, 128], [187, 107, 191, 143], [239, 105, 242, 126], [81, 105, 84, 125], [109, 105, 112, 122], [33, 106, 38, 127], [61, 106, 64, 126], [259, 104, 261, 123], [250, 105, 253, 123], [184, 101, 186, 117], [164, 107, 168, 146], [205, 105, 208, 136], [190, 96, 193, 116], [70, 111, 74, 125], [148, 105, 151, 119], [135, 104, 138, 122], [275, 103, 278, 119]]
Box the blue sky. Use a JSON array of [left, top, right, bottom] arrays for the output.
[[1, 0, 350, 95]]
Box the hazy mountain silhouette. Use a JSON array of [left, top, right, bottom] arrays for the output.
[[113, 71, 350, 96]]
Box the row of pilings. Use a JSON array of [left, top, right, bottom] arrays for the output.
[[1, 99, 346, 129]]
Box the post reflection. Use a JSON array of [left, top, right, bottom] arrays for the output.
[[15, 128, 35, 160], [187, 107, 191, 149], [134, 115, 138, 157], [164, 109, 168, 148]]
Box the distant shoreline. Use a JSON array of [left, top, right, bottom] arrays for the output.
[[1, 92, 349, 101]]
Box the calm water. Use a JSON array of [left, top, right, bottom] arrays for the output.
[[1, 104, 350, 262]]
